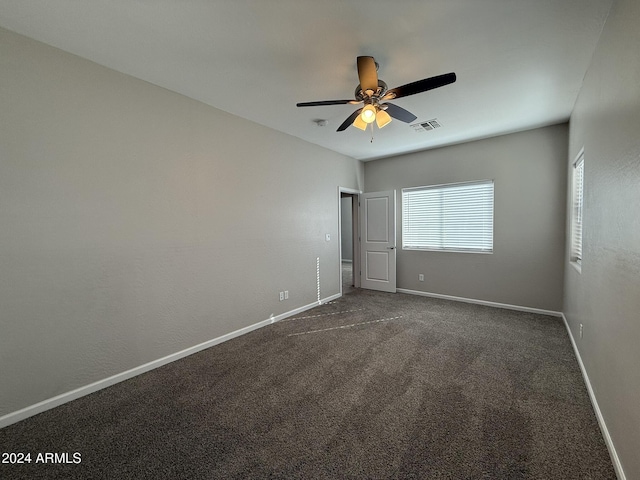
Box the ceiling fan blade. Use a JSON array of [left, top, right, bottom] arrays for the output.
[[337, 109, 363, 132], [383, 103, 417, 123], [297, 99, 359, 107], [357, 56, 378, 93], [383, 72, 456, 100]]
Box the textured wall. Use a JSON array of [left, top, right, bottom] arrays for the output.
[[365, 125, 568, 311], [0, 27, 363, 418], [564, 0, 640, 476], [340, 197, 353, 261]]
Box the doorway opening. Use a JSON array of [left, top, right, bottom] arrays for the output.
[[339, 188, 361, 295]]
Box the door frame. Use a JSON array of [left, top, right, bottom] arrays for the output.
[[338, 187, 362, 294]]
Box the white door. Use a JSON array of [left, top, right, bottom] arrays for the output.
[[360, 190, 396, 293]]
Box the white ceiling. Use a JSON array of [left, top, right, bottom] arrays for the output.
[[0, 0, 613, 161]]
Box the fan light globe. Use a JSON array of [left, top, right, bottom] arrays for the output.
[[376, 109, 392, 128], [353, 115, 368, 131], [361, 105, 377, 124]]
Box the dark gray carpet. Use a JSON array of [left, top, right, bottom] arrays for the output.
[[0, 289, 616, 479]]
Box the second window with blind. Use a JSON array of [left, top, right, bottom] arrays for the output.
[[402, 180, 494, 253], [571, 149, 585, 272]]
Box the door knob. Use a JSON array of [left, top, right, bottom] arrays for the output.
[[386, 246, 396, 250]]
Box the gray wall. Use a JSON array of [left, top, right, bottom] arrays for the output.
[[564, 0, 640, 476], [365, 125, 567, 311], [0, 27, 363, 418], [340, 196, 353, 261]]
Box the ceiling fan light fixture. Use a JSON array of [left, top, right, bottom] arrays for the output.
[[361, 104, 376, 124], [353, 114, 368, 130], [375, 109, 392, 128], [296, 56, 456, 134]]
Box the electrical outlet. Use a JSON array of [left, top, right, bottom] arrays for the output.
[[579, 324, 583, 338], [418, 274, 424, 281], [325, 233, 331, 242], [284, 290, 289, 300], [279, 292, 284, 301]]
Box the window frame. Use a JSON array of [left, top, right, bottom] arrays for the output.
[[401, 179, 495, 254], [570, 149, 585, 273]]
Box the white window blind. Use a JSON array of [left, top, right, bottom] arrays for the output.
[[572, 153, 584, 264], [402, 180, 494, 253]]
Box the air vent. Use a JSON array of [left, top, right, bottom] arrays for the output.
[[411, 119, 441, 132]]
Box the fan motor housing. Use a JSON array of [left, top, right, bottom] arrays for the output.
[[355, 80, 388, 102]]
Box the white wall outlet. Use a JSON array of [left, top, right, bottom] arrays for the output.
[[279, 292, 284, 301], [579, 323, 584, 338], [325, 233, 331, 242], [284, 290, 289, 300], [419, 274, 424, 281]]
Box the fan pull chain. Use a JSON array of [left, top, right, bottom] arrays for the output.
[[370, 122, 374, 143]]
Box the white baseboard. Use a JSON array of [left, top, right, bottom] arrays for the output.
[[320, 292, 342, 304], [397, 288, 562, 317], [0, 294, 339, 430], [561, 314, 626, 480], [267, 293, 341, 323]]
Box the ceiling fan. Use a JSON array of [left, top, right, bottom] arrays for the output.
[[296, 56, 456, 132]]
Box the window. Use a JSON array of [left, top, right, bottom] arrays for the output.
[[402, 180, 494, 253], [571, 150, 584, 270]]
